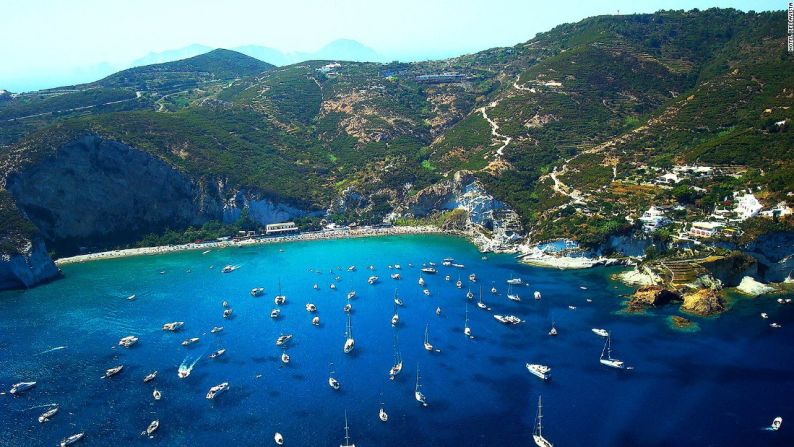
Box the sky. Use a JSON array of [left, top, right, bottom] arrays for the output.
[[0, 0, 785, 92]]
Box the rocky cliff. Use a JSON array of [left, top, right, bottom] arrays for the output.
[[0, 237, 60, 290]]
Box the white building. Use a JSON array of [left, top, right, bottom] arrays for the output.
[[265, 222, 298, 234], [639, 206, 671, 232], [689, 221, 723, 239], [733, 192, 762, 221]]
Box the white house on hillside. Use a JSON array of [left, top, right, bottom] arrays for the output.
[[733, 192, 762, 221]]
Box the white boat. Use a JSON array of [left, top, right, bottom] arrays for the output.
[[312, 316, 320, 326], [600, 335, 625, 369], [368, 275, 379, 284], [153, 389, 161, 400], [221, 265, 235, 273], [490, 284, 498, 294], [102, 365, 123, 378], [330, 283, 337, 290], [391, 304, 400, 327], [435, 307, 441, 316], [494, 314, 523, 325], [206, 382, 229, 399], [420, 267, 437, 274], [348, 265, 356, 271], [344, 314, 355, 354], [38, 405, 58, 423], [223, 300, 229, 308], [343, 303, 352, 313], [418, 276, 426, 287], [464, 303, 472, 338], [456, 277, 463, 289], [368, 265, 375, 270], [778, 298, 785, 304], [771, 416, 783, 431], [526, 363, 551, 381], [127, 294, 136, 301], [329, 363, 341, 390], [424, 324, 434, 351], [507, 276, 523, 285], [276, 334, 293, 346], [162, 321, 184, 331], [274, 280, 286, 305], [568, 305, 577, 310], [250, 287, 264, 297], [549, 322, 558, 336], [444, 275, 451, 281], [143, 419, 159, 437], [761, 313, 768, 319], [118, 335, 138, 348], [211, 326, 224, 333], [415, 366, 428, 407], [533, 396, 553, 447], [394, 264, 401, 270], [178, 365, 191, 379], [534, 291, 542, 300], [469, 273, 477, 282], [143, 371, 157, 383], [340, 411, 356, 447], [60, 433, 85, 446], [274, 432, 284, 445], [10, 381, 36, 395], [306, 303, 317, 312], [466, 289, 474, 300], [477, 286, 489, 310], [770, 322, 782, 328], [390, 273, 401, 280], [209, 348, 226, 359], [223, 308, 233, 318], [281, 351, 290, 364], [270, 309, 280, 318], [423, 289, 431, 296], [592, 328, 609, 337], [507, 284, 521, 302], [379, 407, 388, 422], [313, 283, 319, 290], [389, 332, 403, 380], [181, 337, 200, 346], [347, 290, 356, 300]]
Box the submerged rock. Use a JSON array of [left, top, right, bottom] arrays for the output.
[[681, 288, 725, 316], [670, 315, 693, 329]]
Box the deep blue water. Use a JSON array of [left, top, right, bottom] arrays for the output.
[[1, 234, 793, 446]]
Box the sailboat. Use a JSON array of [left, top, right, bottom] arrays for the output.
[[599, 335, 625, 369], [548, 321, 558, 336], [533, 395, 554, 447], [391, 303, 400, 326], [466, 288, 474, 300], [423, 324, 434, 351], [329, 363, 341, 390], [389, 332, 403, 380], [274, 279, 286, 305], [464, 303, 472, 338], [477, 285, 489, 310], [418, 275, 425, 287], [456, 276, 463, 289], [340, 411, 356, 447], [507, 283, 521, 302], [415, 365, 428, 407], [343, 313, 355, 354]]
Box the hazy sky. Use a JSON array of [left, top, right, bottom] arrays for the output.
[[0, 0, 784, 91]]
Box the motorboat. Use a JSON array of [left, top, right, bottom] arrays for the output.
[[118, 335, 138, 348], [181, 337, 200, 346], [390, 273, 401, 280], [343, 303, 352, 313], [127, 294, 136, 301], [423, 289, 431, 296], [274, 432, 284, 445], [250, 287, 265, 297], [313, 283, 319, 290], [59, 433, 85, 447], [38, 405, 58, 423], [494, 314, 523, 324], [507, 276, 523, 285], [330, 283, 337, 290], [580, 286, 588, 290], [526, 363, 551, 381], [102, 365, 123, 379], [592, 328, 609, 337], [534, 291, 542, 300], [533, 396, 553, 447], [420, 267, 437, 274], [347, 290, 356, 300], [771, 416, 783, 431], [276, 334, 293, 346], [368, 276, 379, 284], [348, 265, 356, 271], [469, 273, 477, 282], [211, 326, 224, 333], [209, 348, 226, 359], [312, 316, 320, 326], [379, 407, 389, 422], [162, 321, 184, 331], [761, 313, 769, 319], [444, 275, 451, 281], [368, 265, 375, 270], [178, 365, 191, 379], [415, 366, 428, 407], [418, 276, 426, 287], [271, 309, 280, 318], [770, 322, 782, 328], [442, 258, 454, 266], [394, 264, 401, 270], [306, 303, 317, 312], [600, 335, 626, 369], [221, 265, 237, 273], [143, 371, 158, 383], [143, 420, 159, 437], [568, 305, 577, 310], [223, 308, 233, 318], [223, 301, 229, 308], [281, 351, 290, 364], [153, 389, 161, 400], [436, 307, 441, 316], [206, 382, 229, 399], [451, 263, 465, 268]]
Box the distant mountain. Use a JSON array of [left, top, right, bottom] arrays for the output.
[[130, 44, 214, 67], [235, 39, 384, 65]]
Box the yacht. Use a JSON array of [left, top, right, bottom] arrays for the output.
[[368, 275, 379, 285], [568, 305, 577, 310], [250, 287, 264, 297], [389, 332, 403, 380], [312, 316, 320, 326], [276, 334, 293, 346], [329, 364, 341, 390], [415, 366, 428, 407], [600, 335, 625, 369], [442, 258, 453, 266], [153, 389, 161, 400], [102, 365, 123, 379], [451, 263, 465, 268], [211, 326, 224, 333], [423, 324, 434, 351], [507, 284, 521, 302], [38, 405, 58, 423], [394, 264, 401, 270], [770, 322, 782, 328], [59, 433, 85, 447], [761, 313, 769, 319], [592, 328, 609, 337], [206, 382, 229, 399], [270, 309, 280, 318], [494, 314, 523, 325], [281, 351, 290, 364], [464, 303, 472, 338], [771, 416, 783, 431], [118, 335, 138, 348], [533, 396, 553, 447], [469, 273, 477, 282], [344, 314, 355, 354], [347, 290, 356, 300], [466, 289, 474, 300], [507, 276, 523, 285], [391, 304, 400, 327], [143, 371, 158, 383], [143, 420, 159, 437], [368, 265, 375, 271], [162, 321, 184, 331], [340, 411, 356, 447], [526, 363, 551, 381], [477, 286, 489, 310], [209, 348, 226, 359], [274, 432, 284, 445], [274, 280, 286, 305], [181, 337, 200, 346], [223, 308, 233, 318], [418, 275, 426, 287], [420, 267, 437, 274], [390, 273, 401, 280], [221, 265, 236, 273], [379, 407, 389, 422], [534, 291, 542, 300], [306, 303, 317, 312]]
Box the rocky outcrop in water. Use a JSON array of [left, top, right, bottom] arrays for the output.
[[627, 285, 681, 312], [681, 287, 725, 316], [0, 236, 60, 290]]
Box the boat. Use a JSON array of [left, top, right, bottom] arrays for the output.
[[344, 314, 355, 354], [390, 273, 401, 280], [444, 275, 451, 281], [586, 298, 593, 303], [118, 335, 138, 348], [526, 363, 551, 381], [394, 297, 404, 306], [423, 324, 434, 351], [343, 303, 352, 313], [306, 303, 317, 312], [580, 286, 588, 290], [435, 307, 441, 316], [368, 265, 375, 270], [329, 363, 341, 390], [420, 267, 437, 274], [274, 432, 284, 445], [181, 337, 200, 346], [143, 371, 158, 383], [507, 276, 523, 285], [379, 407, 388, 422], [464, 303, 472, 338], [391, 304, 400, 326], [549, 322, 558, 336], [451, 263, 465, 268], [223, 300, 229, 308], [223, 308, 233, 318], [209, 348, 226, 359], [394, 264, 401, 270], [60, 433, 85, 446], [477, 286, 488, 310], [456, 277, 463, 289], [127, 294, 136, 301], [761, 313, 769, 319], [206, 382, 229, 399], [415, 366, 428, 407], [778, 298, 785, 304], [340, 411, 356, 447], [568, 305, 577, 310], [143, 420, 159, 437], [533, 396, 553, 447], [534, 291, 542, 300], [281, 351, 290, 364], [313, 283, 319, 290], [270, 309, 280, 318], [466, 289, 474, 300], [221, 265, 238, 273], [442, 257, 454, 266], [102, 365, 123, 379], [368, 275, 379, 284], [507, 284, 521, 302], [211, 326, 224, 333], [276, 334, 293, 346], [162, 321, 184, 331], [469, 273, 477, 282], [312, 316, 320, 326], [38, 405, 58, 423], [347, 290, 356, 300], [330, 283, 337, 290], [178, 365, 191, 379], [599, 335, 625, 369], [9, 381, 36, 395], [274, 280, 286, 305], [250, 287, 264, 297], [423, 289, 431, 296], [348, 265, 356, 271], [418, 276, 426, 287], [592, 328, 609, 337], [771, 416, 783, 431], [770, 322, 782, 328], [389, 332, 403, 380], [494, 314, 523, 325], [490, 283, 498, 294]]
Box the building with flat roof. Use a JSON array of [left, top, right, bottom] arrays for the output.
[[689, 221, 723, 239], [266, 222, 298, 235]]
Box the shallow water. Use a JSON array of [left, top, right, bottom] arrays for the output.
[[1, 234, 792, 446]]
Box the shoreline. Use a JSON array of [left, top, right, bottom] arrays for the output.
[[54, 225, 443, 265]]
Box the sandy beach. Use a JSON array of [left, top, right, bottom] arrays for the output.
[[54, 225, 443, 265]]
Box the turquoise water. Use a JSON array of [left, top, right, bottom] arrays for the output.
[[1, 234, 793, 446]]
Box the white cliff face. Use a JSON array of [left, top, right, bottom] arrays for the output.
[[222, 191, 319, 225], [0, 237, 59, 290]]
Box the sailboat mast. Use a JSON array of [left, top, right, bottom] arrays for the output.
[[344, 411, 350, 444], [537, 395, 543, 436]]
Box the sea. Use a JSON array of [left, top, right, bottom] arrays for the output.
[[1, 234, 792, 446]]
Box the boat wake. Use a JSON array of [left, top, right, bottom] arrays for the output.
[[37, 346, 67, 355], [23, 403, 58, 411], [178, 353, 203, 378]]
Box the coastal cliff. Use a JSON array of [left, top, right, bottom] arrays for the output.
[[0, 193, 59, 290]]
